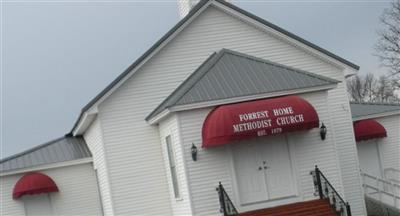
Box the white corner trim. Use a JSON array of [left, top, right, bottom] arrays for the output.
[[0, 158, 93, 177], [147, 84, 337, 125], [175, 114, 195, 215], [73, 112, 98, 136], [148, 109, 172, 126], [96, 117, 117, 215], [352, 110, 400, 121]]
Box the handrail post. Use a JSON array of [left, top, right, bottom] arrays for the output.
[[315, 166, 324, 199], [218, 182, 226, 216], [376, 177, 383, 202], [361, 173, 367, 195], [312, 166, 352, 216], [346, 202, 351, 216], [216, 182, 239, 216]]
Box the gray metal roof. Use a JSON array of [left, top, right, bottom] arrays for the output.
[[71, 0, 359, 134], [0, 136, 92, 173], [350, 102, 400, 119], [146, 49, 340, 120]]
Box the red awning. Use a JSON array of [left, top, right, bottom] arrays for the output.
[[353, 119, 387, 142], [13, 172, 59, 199], [202, 96, 319, 147]]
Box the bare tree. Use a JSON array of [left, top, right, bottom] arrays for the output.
[[346, 73, 400, 103], [374, 75, 400, 103], [375, 0, 400, 87], [346, 73, 375, 102], [364, 73, 376, 101]]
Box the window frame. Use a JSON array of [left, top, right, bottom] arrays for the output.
[[165, 135, 181, 200]]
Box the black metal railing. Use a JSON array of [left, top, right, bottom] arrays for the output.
[[311, 165, 352, 216], [216, 182, 239, 216]]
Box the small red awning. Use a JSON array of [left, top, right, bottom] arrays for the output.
[[13, 172, 59, 199], [353, 119, 387, 142], [202, 96, 319, 147]]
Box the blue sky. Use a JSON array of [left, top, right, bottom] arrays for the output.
[[1, 0, 391, 158]]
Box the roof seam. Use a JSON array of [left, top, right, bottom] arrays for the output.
[[165, 51, 226, 107], [0, 135, 84, 164], [0, 136, 66, 163], [223, 49, 340, 84], [1, 158, 93, 175], [145, 51, 221, 121]]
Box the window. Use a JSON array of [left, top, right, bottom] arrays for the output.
[[166, 135, 180, 199]]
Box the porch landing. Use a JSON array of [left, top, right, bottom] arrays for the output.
[[239, 199, 337, 216]]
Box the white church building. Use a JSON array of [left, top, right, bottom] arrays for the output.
[[1, 0, 399, 215]]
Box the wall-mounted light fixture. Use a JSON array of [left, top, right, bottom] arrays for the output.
[[320, 123, 327, 140], [191, 143, 198, 161]]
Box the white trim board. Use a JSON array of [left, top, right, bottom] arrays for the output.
[[353, 110, 400, 121], [0, 158, 93, 177], [148, 84, 338, 125]]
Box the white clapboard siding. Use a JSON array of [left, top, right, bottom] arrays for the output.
[[375, 116, 400, 173], [287, 91, 344, 201], [177, 91, 344, 215], [177, 107, 239, 216], [84, 118, 114, 215], [0, 163, 102, 216], [326, 84, 366, 215], [97, 5, 364, 215], [0, 175, 26, 216], [159, 114, 193, 215]]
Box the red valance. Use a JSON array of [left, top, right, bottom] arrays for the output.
[[202, 96, 319, 148], [353, 119, 387, 142], [13, 172, 59, 199]]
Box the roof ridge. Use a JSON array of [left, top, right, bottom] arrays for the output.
[[222, 49, 340, 84], [72, 0, 359, 134], [214, 0, 359, 70], [145, 51, 223, 121], [167, 51, 227, 107], [0, 135, 77, 164]]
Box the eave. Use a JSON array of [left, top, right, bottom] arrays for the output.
[[148, 83, 338, 125]]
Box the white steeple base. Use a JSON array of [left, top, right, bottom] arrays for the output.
[[177, 0, 229, 18], [177, 0, 200, 18]]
